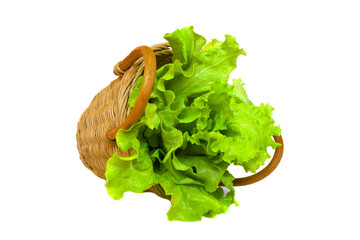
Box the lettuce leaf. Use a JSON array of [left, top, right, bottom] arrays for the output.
[[105, 26, 281, 222]]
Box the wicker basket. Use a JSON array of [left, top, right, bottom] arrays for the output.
[[76, 43, 284, 200]]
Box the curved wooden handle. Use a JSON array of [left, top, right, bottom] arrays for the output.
[[106, 46, 157, 140], [231, 135, 284, 186]]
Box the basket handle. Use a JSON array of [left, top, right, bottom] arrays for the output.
[[230, 135, 284, 186], [106, 46, 156, 141]]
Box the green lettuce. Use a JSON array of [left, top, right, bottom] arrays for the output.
[[105, 26, 281, 222]]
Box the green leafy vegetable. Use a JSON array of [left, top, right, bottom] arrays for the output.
[[105, 26, 281, 222]]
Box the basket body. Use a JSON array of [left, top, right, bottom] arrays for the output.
[[76, 42, 283, 199], [76, 43, 172, 179]]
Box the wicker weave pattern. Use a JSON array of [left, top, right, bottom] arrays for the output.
[[76, 43, 172, 179]]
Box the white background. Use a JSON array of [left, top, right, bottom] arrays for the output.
[[1, 0, 359, 239]]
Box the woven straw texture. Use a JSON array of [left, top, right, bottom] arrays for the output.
[[76, 43, 173, 180]]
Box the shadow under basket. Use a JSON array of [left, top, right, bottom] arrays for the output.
[[76, 43, 284, 200]]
